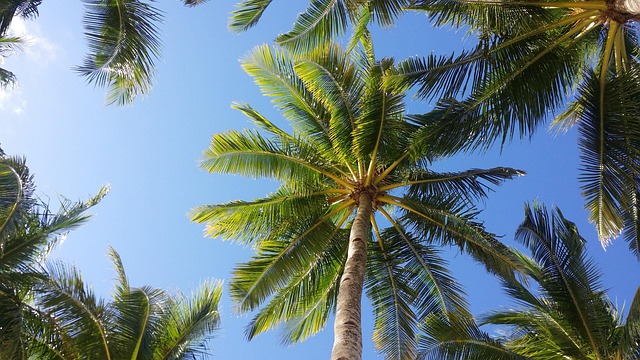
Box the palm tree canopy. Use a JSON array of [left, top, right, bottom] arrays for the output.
[[191, 42, 524, 359], [0, 147, 108, 359], [419, 202, 640, 360], [28, 247, 223, 359], [386, 0, 640, 256], [228, 0, 414, 53]]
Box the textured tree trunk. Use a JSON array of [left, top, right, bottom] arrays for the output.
[[330, 191, 372, 360]]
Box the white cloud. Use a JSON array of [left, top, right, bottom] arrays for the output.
[[0, 18, 61, 114], [7, 17, 60, 65], [0, 85, 26, 115]]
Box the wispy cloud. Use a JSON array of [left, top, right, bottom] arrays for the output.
[[0, 18, 61, 114]]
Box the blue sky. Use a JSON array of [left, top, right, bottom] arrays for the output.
[[1, 1, 639, 359]]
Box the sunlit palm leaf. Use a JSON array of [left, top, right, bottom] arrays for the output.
[[239, 46, 335, 155], [275, 0, 349, 53], [229, 0, 272, 32], [366, 234, 419, 359], [75, 0, 163, 105], [231, 217, 349, 313]]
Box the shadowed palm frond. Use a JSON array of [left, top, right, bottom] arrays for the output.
[[75, 0, 163, 105], [420, 203, 633, 359]]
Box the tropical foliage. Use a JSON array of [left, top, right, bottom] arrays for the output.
[[420, 202, 640, 360], [0, 0, 208, 104], [0, 147, 223, 359], [28, 248, 223, 359], [385, 0, 640, 256], [228, 0, 414, 53], [0, 147, 107, 358], [191, 41, 523, 359]]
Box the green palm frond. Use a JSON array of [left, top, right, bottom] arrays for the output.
[[182, 0, 209, 6], [154, 279, 222, 359], [353, 58, 408, 174], [35, 261, 112, 359], [191, 185, 334, 243], [567, 68, 640, 251], [0, 0, 42, 35], [275, 0, 349, 53], [231, 217, 350, 313], [418, 313, 524, 360], [0, 163, 23, 238], [420, 203, 632, 360], [386, 167, 524, 203], [245, 233, 345, 343], [229, 0, 272, 32], [366, 233, 419, 359], [618, 287, 640, 357], [75, 0, 163, 105], [389, 194, 520, 279], [295, 44, 364, 164], [515, 203, 615, 356], [200, 129, 350, 187]]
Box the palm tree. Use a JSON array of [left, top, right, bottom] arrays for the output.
[[27, 247, 223, 359], [228, 0, 414, 53], [0, 147, 107, 359], [191, 42, 523, 359], [419, 202, 640, 360], [0, 0, 207, 105], [387, 0, 640, 256]]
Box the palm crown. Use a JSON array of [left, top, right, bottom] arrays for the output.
[[420, 203, 640, 360], [191, 42, 523, 359], [385, 0, 640, 257]]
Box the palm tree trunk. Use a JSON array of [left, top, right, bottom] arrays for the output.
[[331, 191, 373, 360]]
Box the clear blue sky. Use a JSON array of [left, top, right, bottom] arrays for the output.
[[1, 1, 638, 359]]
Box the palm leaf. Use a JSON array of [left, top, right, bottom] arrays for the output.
[[153, 280, 222, 359], [245, 232, 346, 342], [75, 0, 163, 105], [229, 0, 273, 32], [275, 0, 349, 53]]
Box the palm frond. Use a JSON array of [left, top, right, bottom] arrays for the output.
[[366, 226, 419, 359], [245, 234, 345, 343], [229, 0, 272, 32], [294, 44, 364, 165], [153, 280, 222, 359], [386, 194, 521, 279], [190, 185, 332, 243], [200, 129, 350, 187], [239, 45, 335, 156], [230, 217, 349, 313], [75, 0, 163, 105], [515, 202, 614, 355], [571, 68, 640, 248], [418, 314, 524, 360], [385, 167, 524, 204], [275, 0, 348, 53], [35, 261, 112, 359], [0, 0, 42, 35]]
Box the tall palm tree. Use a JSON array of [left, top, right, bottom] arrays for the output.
[[387, 0, 640, 256], [0, 0, 207, 104], [191, 42, 522, 359], [228, 0, 414, 53], [27, 247, 223, 359], [419, 202, 640, 360], [0, 147, 107, 359]]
